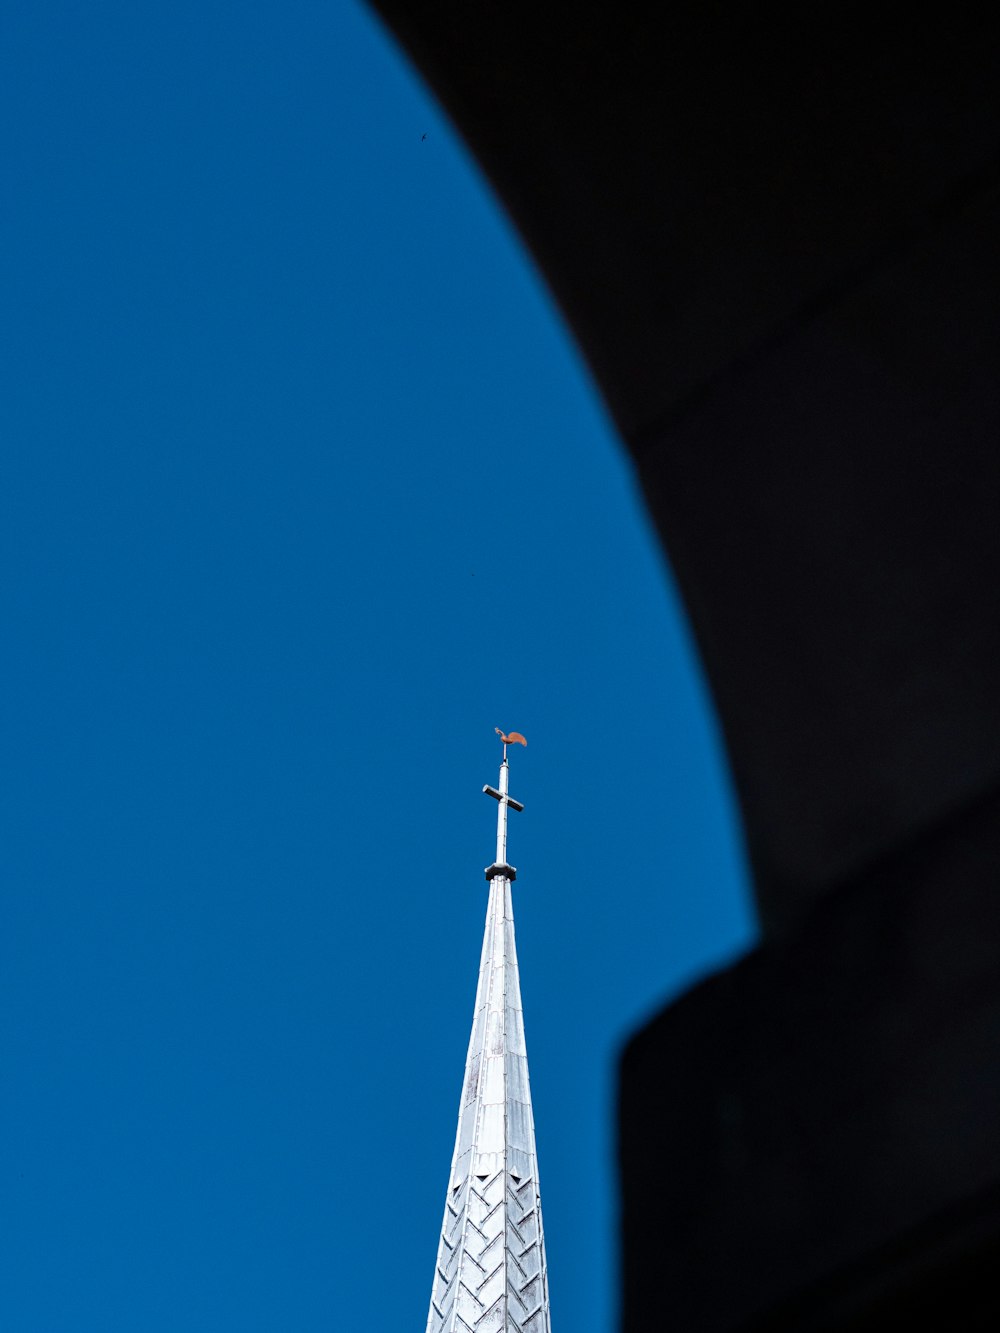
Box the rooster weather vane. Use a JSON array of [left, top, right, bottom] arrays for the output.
[[495, 726, 527, 759]]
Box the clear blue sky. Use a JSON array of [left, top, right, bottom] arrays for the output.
[[0, 3, 755, 1328]]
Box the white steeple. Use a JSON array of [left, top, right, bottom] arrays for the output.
[[425, 733, 552, 1333]]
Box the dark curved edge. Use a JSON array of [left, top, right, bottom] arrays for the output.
[[367, 4, 1000, 1326]]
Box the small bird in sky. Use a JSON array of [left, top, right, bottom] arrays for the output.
[[421, 132, 427, 141], [496, 728, 527, 747]]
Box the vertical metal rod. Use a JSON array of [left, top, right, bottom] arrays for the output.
[[495, 759, 509, 867]]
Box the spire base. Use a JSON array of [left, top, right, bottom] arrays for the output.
[[484, 862, 517, 882]]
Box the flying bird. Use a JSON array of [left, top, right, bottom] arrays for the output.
[[496, 728, 527, 747]]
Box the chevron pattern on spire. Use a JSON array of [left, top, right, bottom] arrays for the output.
[[425, 875, 552, 1333]]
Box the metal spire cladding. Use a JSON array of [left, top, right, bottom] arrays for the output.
[[425, 735, 552, 1333]]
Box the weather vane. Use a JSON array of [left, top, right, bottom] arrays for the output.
[[494, 726, 527, 762], [483, 727, 527, 881]]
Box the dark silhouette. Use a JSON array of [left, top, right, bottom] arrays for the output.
[[369, 5, 1000, 1326]]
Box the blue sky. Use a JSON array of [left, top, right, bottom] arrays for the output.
[[0, 3, 755, 1327]]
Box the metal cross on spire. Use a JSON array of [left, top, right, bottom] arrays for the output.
[[483, 728, 526, 881], [424, 731, 552, 1333]]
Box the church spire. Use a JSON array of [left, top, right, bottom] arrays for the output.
[[425, 734, 552, 1333]]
